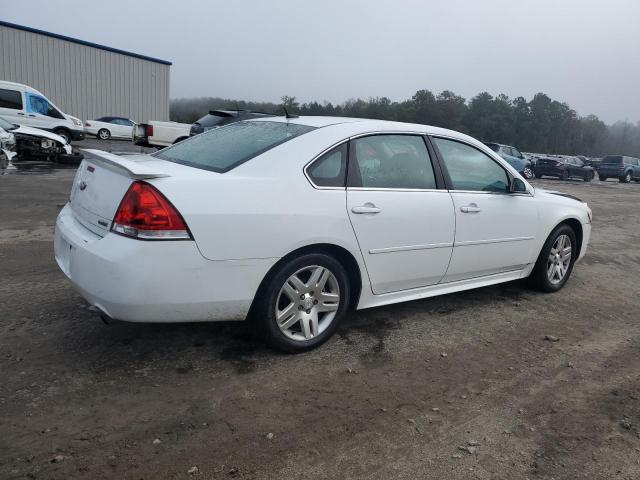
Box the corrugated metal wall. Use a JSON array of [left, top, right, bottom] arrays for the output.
[[0, 24, 170, 122]]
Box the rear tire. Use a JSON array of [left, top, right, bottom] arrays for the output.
[[529, 224, 577, 293], [583, 171, 593, 182], [252, 253, 350, 353], [97, 128, 111, 140], [560, 170, 569, 181], [522, 167, 534, 179], [599, 175, 607, 181]]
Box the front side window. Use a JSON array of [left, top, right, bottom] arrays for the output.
[[155, 121, 316, 173], [348, 135, 436, 189], [0, 89, 23, 110], [433, 137, 509, 193], [307, 143, 347, 187], [26, 94, 64, 119]]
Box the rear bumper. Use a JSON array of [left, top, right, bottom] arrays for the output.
[[54, 204, 277, 322], [597, 168, 624, 177]]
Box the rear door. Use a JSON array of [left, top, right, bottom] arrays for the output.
[[432, 136, 538, 283], [346, 134, 455, 294]]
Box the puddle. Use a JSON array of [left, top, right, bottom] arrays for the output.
[[1, 158, 78, 175]]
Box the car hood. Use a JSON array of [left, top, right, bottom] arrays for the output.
[[13, 125, 69, 144]]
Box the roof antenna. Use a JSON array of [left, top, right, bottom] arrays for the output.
[[283, 107, 298, 119]]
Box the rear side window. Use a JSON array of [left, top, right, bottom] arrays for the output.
[[155, 121, 316, 173], [0, 88, 23, 110], [307, 143, 347, 187], [433, 137, 509, 193], [348, 135, 437, 189]]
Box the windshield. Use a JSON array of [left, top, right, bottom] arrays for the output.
[[0, 116, 16, 131], [155, 121, 316, 172]]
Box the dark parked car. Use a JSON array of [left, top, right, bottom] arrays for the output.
[[597, 155, 640, 183], [484, 142, 534, 179], [533, 156, 595, 181], [190, 110, 275, 136]]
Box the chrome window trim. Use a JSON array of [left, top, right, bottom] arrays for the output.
[[348, 187, 446, 193]]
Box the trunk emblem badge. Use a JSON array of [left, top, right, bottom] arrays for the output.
[[79, 181, 87, 191]]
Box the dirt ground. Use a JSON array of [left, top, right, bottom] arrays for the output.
[[1, 153, 639, 479]]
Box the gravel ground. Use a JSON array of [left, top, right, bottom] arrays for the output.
[[1, 165, 639, 479]]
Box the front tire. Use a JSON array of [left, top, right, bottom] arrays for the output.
[[620, 171, 632, 183], [97, 128, 111, 140], [253, 253, 350, 353], [53, 129, 71, 144], [529, 224, 577, 293], [560, 170, 569, 181], [599, 175, 607, 181], [583, 171, 593, 182]]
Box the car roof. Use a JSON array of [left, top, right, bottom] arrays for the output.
[[249, 115, 477, 139]]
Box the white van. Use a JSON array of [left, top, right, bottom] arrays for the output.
[[0, 81, 84, 143]]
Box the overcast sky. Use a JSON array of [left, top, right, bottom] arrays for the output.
[[3, 0, 640, 123]]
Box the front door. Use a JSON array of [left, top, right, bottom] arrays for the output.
[[346, 134, 455, 294], [431, 136, 538, 283]]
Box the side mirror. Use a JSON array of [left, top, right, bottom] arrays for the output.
[[510, 177, 527, 193]]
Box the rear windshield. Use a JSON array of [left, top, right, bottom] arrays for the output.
[[195, 114, 227, 128], [155, 121, 316, 172], [601, 155, 623, 164]]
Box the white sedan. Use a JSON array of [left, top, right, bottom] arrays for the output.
[[54, 117, 592, 352], [84, 117, 136, 140]]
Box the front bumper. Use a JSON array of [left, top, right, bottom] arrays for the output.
[[54, 204, 277, 322], [70, 130, 85, 141]]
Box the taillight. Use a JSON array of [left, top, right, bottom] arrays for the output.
[[111, 181, 191, 240], [145, 125, 154, 137], [85, 121, 91, 127]]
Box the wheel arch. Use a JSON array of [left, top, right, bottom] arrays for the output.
[[556, 218, 583, 258], [248, 243, 363, 317], [173, 136, 189, 144]]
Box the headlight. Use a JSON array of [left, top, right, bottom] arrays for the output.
[[41, 138, 55, 149], [72, 118, 82, 127]]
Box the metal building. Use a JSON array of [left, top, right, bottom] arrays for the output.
[[0, 20, 171, 122]]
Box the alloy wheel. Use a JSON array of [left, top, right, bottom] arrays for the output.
[[547, 234, 572, 285], [275, 265, 340, 342], [523, 167, 534, 179]]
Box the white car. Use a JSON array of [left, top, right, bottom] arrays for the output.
[[0, 115, 72, 159], [54, 117, 592, 352], [0, 80, 84, 143], [84, 117, 136, 140], [133, 120, 191, 148]]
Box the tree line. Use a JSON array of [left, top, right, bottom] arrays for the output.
[[170, 91, 640, 157]]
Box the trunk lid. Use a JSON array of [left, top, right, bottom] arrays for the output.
[[70, 150, 171, 236]]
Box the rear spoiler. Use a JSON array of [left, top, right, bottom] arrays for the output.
[[80, 149, 170, 179]]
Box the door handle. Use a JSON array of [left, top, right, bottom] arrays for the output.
[[460, 203, 481, 213], [351, 203, 381, 214], [17, 112, 24, 115], [28, 114, 36, 117]]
